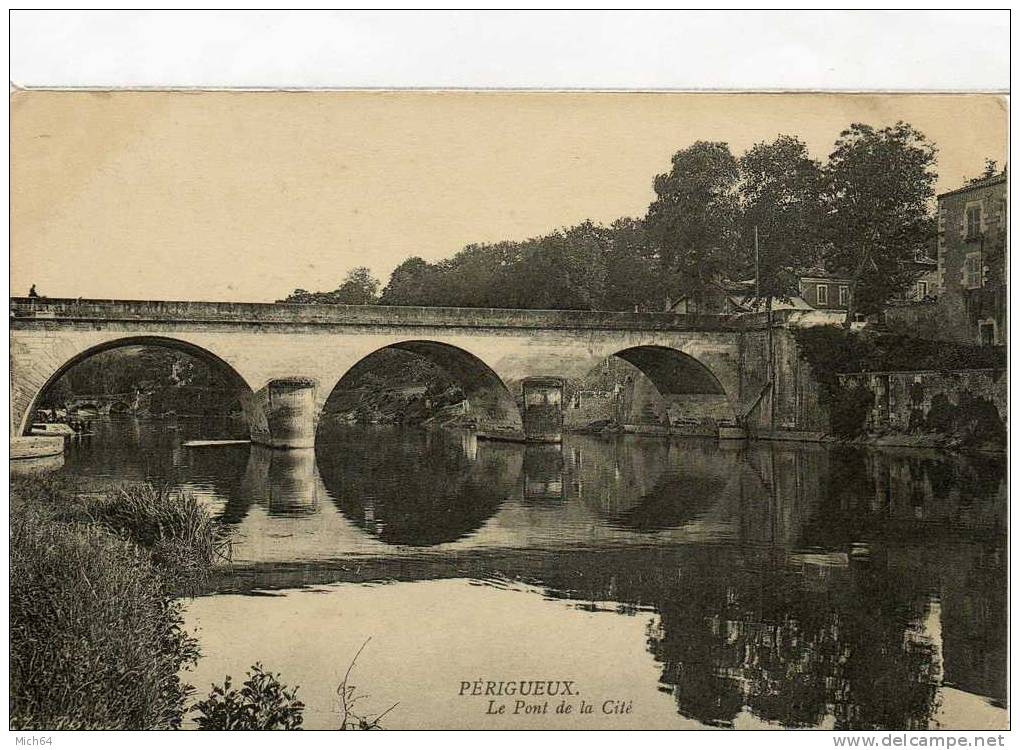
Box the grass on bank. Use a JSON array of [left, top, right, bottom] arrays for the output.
[[66, 482, 232, 584], [10, 475, 386, 730], [9, 475, 225, 730]]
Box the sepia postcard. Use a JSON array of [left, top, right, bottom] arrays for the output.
[[8, 75, 1009, 734]]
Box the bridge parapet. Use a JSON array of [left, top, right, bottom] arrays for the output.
[[11, 297, 739, 332]]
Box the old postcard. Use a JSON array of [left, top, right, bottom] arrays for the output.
[[9, 88, 1008, 732]]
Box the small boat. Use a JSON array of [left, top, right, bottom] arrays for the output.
[[30, 422, 76, 437], [183, 439, 251, 448]]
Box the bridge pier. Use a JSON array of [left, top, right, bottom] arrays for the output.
[[257, 378, 318, 449], [522, 377, 565, 443]]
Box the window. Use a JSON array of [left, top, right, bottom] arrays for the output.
[[964, 252, 982, 289], [838, 286, 849, 305], [966, 204, 982, 239], [816, 284, 828, 306], [979, 321, 996, 346], [916, 281, 928, 299]]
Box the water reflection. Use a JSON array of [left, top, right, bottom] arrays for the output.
[[53, 419, 1007, 729], [229, 447, 322, 521], [523, 444, 565, 502], [529, 545, 946, 729], [316, 426, 521, 546]]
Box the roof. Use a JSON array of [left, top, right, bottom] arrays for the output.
[[733, 295, 815, 312], [938, 170, 1007, 199], [797, 266, 853, 282]]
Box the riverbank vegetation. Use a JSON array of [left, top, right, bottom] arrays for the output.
[[9, 476, 229, 729], [192, 664, 305, 730], [38, 346, 242, 418], [10, 476, 203, 729], [9, 475, 378, 731], [69, 483, 232, 585], [321, 348, 466, 427]]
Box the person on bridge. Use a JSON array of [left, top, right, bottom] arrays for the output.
[[28, 284, 39, 298]]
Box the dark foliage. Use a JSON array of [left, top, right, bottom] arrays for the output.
[[645, 141, 741, 307], [828, 384, 875, 439], [39, 346, 242, 416], [792, 326, 1005, 377], [192, 664, 304, 730], [820, 122, 938, 324], [924, 392, 1006, 449], [737, 135, 824, 302], [282, 266, 380, 305], [10, 480, 200, 730]]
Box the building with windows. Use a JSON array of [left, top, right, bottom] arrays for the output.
[[886, 168, 1007, 345], [797, 269, 853, 311], [936, 169, 1007, 344]]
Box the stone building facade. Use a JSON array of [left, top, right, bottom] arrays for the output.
[[887, 171, 1007, 345], [937, 171, 1008, 345]]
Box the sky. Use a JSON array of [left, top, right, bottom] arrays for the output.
[[11, 91, 1008, 303]]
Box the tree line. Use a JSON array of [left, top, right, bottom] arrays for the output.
[[282, 122, 942, 326]]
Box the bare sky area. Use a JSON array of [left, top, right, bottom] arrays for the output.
[[11, 91, 1008, 302]]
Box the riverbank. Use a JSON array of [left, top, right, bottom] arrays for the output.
[[9, 476, 226, 729]]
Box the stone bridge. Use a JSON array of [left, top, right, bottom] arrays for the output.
[[10, 297, 825, 447], [54, 393, 139, 415]]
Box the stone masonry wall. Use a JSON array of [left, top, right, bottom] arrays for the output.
[[838, 369, 1007, 438], [741, 326, 831, 439]]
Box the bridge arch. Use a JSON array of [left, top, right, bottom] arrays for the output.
[[19, 335, 262, 438], [611, 346, 730, 398], [107, 401, 132, 415], [570, 345, 736, 433], [318, 340, 525, 441]]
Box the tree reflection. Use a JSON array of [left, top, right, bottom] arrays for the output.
[[526, 442, 1005, 729]]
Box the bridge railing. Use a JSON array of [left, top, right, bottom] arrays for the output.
[[10, 296, 748, 331]]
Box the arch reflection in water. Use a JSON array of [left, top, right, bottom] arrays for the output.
[[558, 435, 739, 532], [316, 426, 523, 546]]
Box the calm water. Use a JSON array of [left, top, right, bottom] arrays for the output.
[[56, 418, 1007, 730]]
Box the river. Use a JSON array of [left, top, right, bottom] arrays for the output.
[[54, 417, 1007, 730]]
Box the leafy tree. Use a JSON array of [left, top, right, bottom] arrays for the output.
[[820, 122, 938, 326], [282, 267, 381, 305], [436, 242, 515, 308], [645, 141, 741, 309], [968, 158, 1000, 184], [738, 135, 823, 303], [331, 267, 380, 305], [499, 223, 609, 310], [379, 257, 435, 305], [601, 217, 665, 311]]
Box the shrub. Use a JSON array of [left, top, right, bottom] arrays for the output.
[[829, 384, 874, 439], [192, 664, 304, 730], [9, 507, 199, 729]]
